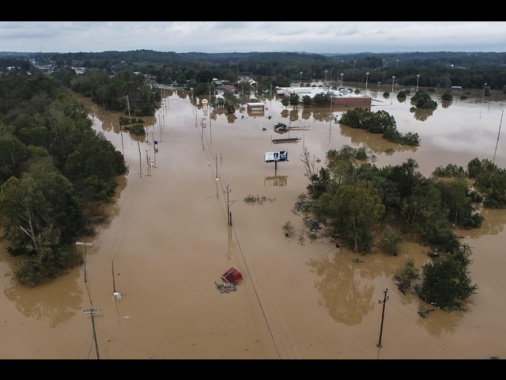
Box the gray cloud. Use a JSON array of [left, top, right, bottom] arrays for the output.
[[1, 21, 505, 54]]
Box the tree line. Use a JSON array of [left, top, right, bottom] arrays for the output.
[[0, 70, 127, 286], [2, 50, 506, 101]]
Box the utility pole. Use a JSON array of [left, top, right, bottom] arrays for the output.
[[112, 261, 122, 300], [76, 242, 94, 283], [225, 184, 235, 226], [151, 131, 157, 168], [215, 154, 218, 180], [82, 307, 102, 359], [493, 110, 504, 163], [144, 149, 151, 176], [137, 140, 142, 177], [377, 288, 389, 348]]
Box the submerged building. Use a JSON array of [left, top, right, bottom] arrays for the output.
[[276, 86, 372, 109]]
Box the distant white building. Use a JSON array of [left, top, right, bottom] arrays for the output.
[[276, 86, 362, 99], [276, 86, 372, 109]]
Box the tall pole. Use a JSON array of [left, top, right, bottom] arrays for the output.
[[480, 83, 487, 119], [112, 261, 116, 293], [137, 140, 142, 176], [76, 242, 94, 283], [145, 149, 151, 176], [215, 154, 218, 180], [366, 72, 369, 90], [82, 307, 102, 360], [90, 310, 100, 360], [225, 184, 234, 226], [391, 76, 395, 94], [416, 74, 420, 92], [151, 131, 157, 168], [493, 110, 504, 163], [377, 288, 389, 348]]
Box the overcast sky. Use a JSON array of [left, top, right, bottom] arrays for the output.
[[1, 21, 505, 54]]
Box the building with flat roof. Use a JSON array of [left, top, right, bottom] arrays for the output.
[[277, 86, 371, 109]]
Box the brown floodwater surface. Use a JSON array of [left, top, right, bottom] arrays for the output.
[[1, 85, 506, 359]]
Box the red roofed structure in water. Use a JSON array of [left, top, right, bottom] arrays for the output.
[[221, 267, 243, 283]]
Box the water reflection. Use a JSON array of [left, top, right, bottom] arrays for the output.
[[264, 176, 288, 187], [416, 307, 465, 337], [458, 208, 506, 238], [339, 125, 417, 154], [307, 254, 374, 325], [4, 269, 82, 328]]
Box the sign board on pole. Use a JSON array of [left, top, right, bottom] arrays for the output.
[[264, 150, 288, 163]]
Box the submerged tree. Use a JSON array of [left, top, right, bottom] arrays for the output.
[[416, 244, 478, 311]]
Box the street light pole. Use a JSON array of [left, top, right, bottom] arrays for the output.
[[324, 70, 328, 87], [340, 73, 343, 85], [391, 76, 396, 94], [416, 74, 420, 93], [300, 71, 303, 85], [366, 72, 369, 90]]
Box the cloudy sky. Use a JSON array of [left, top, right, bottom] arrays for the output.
[[1, 21, 505, 54]]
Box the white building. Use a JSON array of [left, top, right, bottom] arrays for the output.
[[276, 86, 360, 99]]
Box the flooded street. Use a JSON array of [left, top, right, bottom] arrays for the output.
[[1, 84, 506, 359]]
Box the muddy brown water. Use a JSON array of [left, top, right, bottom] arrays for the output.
[[1, 84, 506, 359]]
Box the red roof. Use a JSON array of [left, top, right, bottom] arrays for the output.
[[221, 267, 243, 283]]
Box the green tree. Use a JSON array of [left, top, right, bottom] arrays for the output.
[[381, 226, 403, 256], [416, 244, 478, 311], [317, 181, 385, 252], [441, 90, 453, 101]]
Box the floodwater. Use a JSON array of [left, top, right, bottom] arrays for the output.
[[1, 83, 506, 359]]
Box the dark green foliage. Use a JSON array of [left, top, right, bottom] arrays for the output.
[[467, 158, 506, 208], [69, 69, 160, 116], [0, 73, 127, 286], [339, 108, 419, 146], [432, 163, 468, 179], [128, 124, 146, 136], [475, 169, 506, 208], [417, 245, 478, 311], [312, 92, 331, 106], [411, 91, 438, 109], [381, 227, 403, 256], [304, 147, 491, 306], [435, 179, 484, 228], [441, 90, 453, 101], [316, 180, 385, 253]]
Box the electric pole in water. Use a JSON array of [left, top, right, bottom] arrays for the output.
[[377, 288, 389, 348], [82, 307, 102, 359], [225, 184, 235, 226]]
